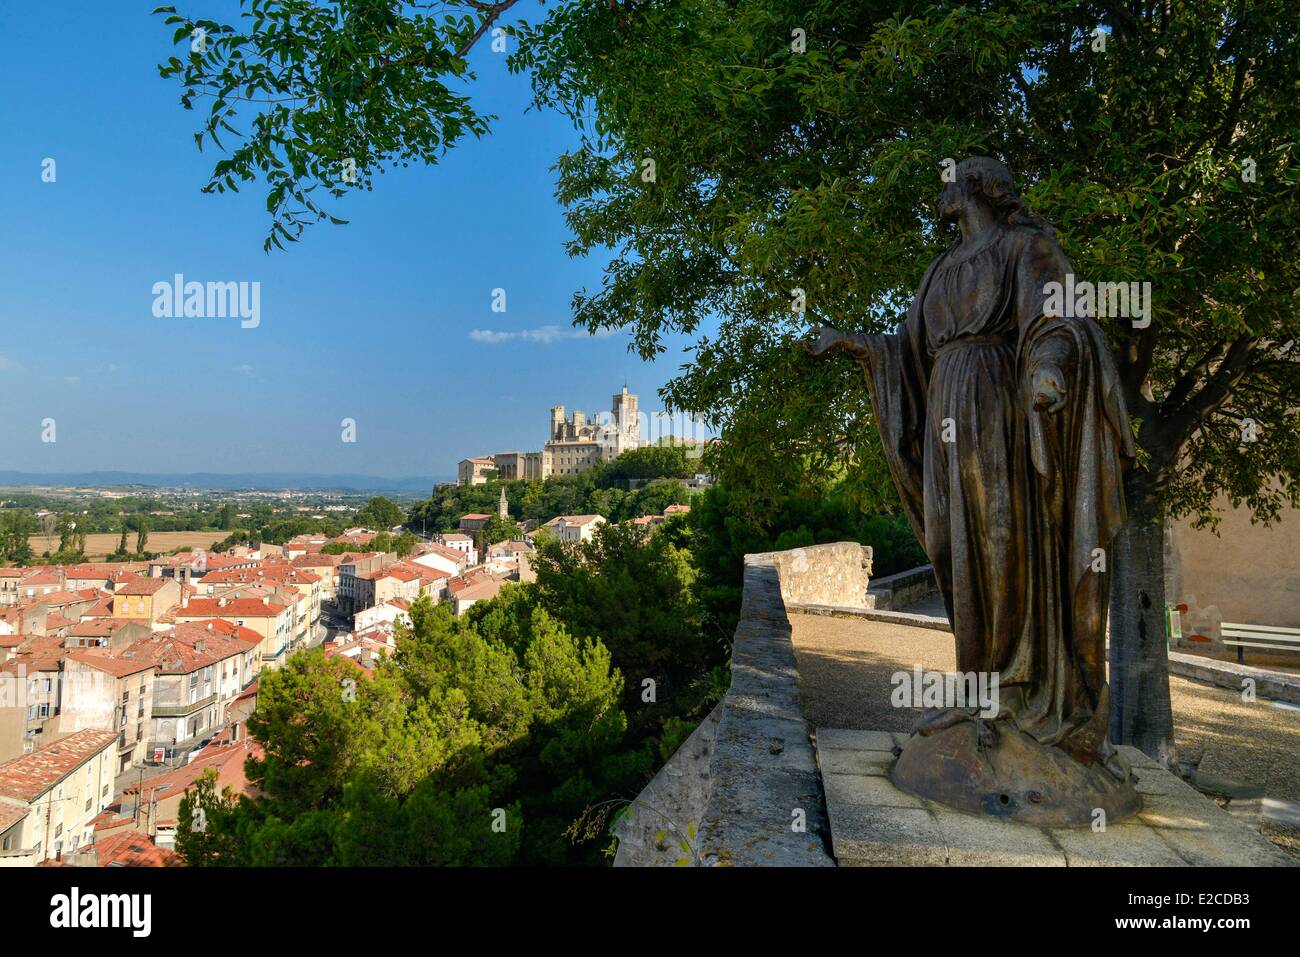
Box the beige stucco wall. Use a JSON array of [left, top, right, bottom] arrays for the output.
[[1167, 496, 1300, 640], [0, 738, 115, 865]]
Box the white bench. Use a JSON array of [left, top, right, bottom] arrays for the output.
[[1221, 622, 1300, 664]]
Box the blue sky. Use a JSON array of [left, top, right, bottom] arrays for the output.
[[0, 3, 702, 480]]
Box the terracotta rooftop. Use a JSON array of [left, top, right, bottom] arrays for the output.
[[119, 625, 256, 673], [67, 650, 156, 679], [0, 801, 28, 834], [416, 542, 466, 564], [176, 597, 286, 617], [95, 830, 183, 868], [292, 554, 343, 568], [28, 590, 95, 607], [63, 563, 146, 579], [67, 617, 144, 638], [455, 578, 505, 602], [20, 572, 63, 586], [124, 740, 259, 803], [0, 729, 119, 802], [116, 578, 173, 596], [201, 566, 321, 585]]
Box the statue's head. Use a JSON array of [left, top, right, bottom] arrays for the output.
[[938, 156, 1049, 234], [938, 156, 1014, 222]]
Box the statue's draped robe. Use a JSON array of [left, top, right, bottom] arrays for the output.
[[861, 224, 1135, 765]]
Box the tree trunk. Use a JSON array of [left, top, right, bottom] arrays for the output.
[[1108, 470, 1178, 768]]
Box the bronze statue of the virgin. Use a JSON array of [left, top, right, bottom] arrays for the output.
[[807, 157, 1140, 824]]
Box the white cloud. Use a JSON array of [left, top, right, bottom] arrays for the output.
[[469, 325, 625, 345], [233, 364, 255, 377], [63, 376, 81, 385], [0, 354, 21, 372]]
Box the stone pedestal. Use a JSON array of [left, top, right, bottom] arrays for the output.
[[816, 728, 1296, 866], [891, 720, 1140, 827]]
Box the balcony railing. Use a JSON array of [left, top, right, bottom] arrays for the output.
[[151, 693, 217, 718]]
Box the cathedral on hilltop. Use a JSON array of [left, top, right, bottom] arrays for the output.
[[457, 386, 646, 485]]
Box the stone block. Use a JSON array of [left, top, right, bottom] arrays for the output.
[[1049, 821, 1187, 866], [823, 772, 925, 809], [930, 808, 1066, 866], [1153, 818, 1296, 867], [816, 728, 897, 752], [817, 747, 892, 777], [829, 805, 948, 866]]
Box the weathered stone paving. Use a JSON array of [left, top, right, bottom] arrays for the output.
[[791, 611, 1300, 862]]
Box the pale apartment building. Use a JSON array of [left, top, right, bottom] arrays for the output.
[[0, 728, 118, 866], [119, 622, 259, 760], [351, 564, 423, 614], [292, 553, 344, 601], [61, 652, 156, 773], [537, 515, 608, 543], [0, 656, 64, 761], [110, 576, 182, 626], [411, 542, 472, 578], [173, 596, 292, 672], [199, 565, 322, 633]]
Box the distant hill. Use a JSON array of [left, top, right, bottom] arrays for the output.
[[0, 471, 448, 493]]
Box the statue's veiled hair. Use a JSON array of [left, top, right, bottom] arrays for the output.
[[957, 156, 1053, 237]]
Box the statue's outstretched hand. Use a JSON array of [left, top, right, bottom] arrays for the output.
[[803, 326, 854, 357], [1032, 363, 1068, 414]]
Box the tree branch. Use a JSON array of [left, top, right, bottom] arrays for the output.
[[1160, 338, 1227, 415], [1163, 334, 1258, 443], [456, 0, 522, 58]]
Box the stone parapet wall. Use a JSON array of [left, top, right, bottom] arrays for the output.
[[867, 564, 936, 611], [756, 542, 874, 610], [616, 543, 869, 866], [1168, 651, 1300, 706]]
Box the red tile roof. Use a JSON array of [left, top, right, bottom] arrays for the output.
[[120, 625, 255, 673], [201, 566, 320, 586], [94, 830, 183, 868], [67, 650, 156, 679], [124, 740, 260, 804], [179, 618, 263, 646], [417, 543, 467, 564], [176, 598, 286, 618], [454, 578, 504, 603], [0, 801, 28, 833], [20, 572, 63, 586], [0, 730, 119, 802], [28, 590, 94, 607], [67, 617, 145, 638], [63, 563, 147, 579], [116, 578, 173, 596], [292, 554, 343, 568]]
